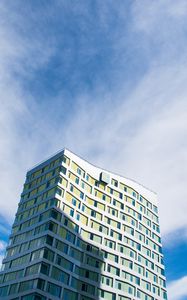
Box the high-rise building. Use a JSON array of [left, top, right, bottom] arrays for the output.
[[0, 149, 167, 300]]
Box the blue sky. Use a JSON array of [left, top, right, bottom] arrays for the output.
[[0, 1, 187, 299]]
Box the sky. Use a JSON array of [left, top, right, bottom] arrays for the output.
[[0, 1, 187, 299]]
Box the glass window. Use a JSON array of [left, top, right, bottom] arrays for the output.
[[19, 280, 34, 292], [9, 283, 18, 295], [40, 263, 50, 275], [63, 289, 78, 300], [47, 282, 61, 297], [51, 266, 69, 285]]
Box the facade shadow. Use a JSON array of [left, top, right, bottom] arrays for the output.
[[0, 206, 104, 300]]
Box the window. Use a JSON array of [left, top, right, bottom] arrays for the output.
[[40, 263, 50, 275], [56, 239, 68, 254], [51, 266, 69, 285], [19, 280, 34, 292], [47, 282, 61, 297], [56, 255, 73, 272], [77, 168, 81, 175], [132, 191, 137, 198], [0, 285, 8, 297], [61, 166, 67, 175], [64, 218, 68, 226], [86, 244, 92, 251], [43, 248, 55, 262], [81, 283, 87, 292], [9, 283, 18, 295], [63, 289, 78, 300], [46, 235, 53, 246], [56, 187, 62, 196], [26, 264, 40, 276], [117, 222, 121, 229], [91, 210, 96, 217]]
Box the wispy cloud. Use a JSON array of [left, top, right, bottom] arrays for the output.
[[62, 62, 187, 235], [0, 240, 7, 268], [168, 276, 187, 300], [0, 241, 7, 252]]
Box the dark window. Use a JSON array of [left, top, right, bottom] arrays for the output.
[[40, 263, 50, 275], [81, 284, 87, 292], [46, 235, 53, 246], [37, 279, 45, 290], [61, 166, 67, 175], [86, 245, 92, 251]]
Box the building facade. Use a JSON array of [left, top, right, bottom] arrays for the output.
[[0, 149, 167, 300]]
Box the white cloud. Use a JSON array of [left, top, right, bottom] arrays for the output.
[[0, 2, 57, 222], [0, 255, 4, 270], [0, 241, 7, 269], [0, 241, 7, 252], [168, 276, 187, 300], [62, 62, 187, 235]]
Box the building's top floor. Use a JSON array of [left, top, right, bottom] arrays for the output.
[[26, 148, 157, 205]]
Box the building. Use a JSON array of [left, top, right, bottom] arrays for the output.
[[0, 149, 167, 300]]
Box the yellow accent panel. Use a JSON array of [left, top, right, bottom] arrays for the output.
[[79, 213, 88, 226], [65, 192, 80, 208], [86, 196, 95, 206], [98, 182, 105, 190], [72, 185, 82, 198], [113, 189, 120, 198], [63, 204, 72, 215], [87, 174, 96, 185], [69, 172, 78, 182], [71, 161, 84, 175], [91, 221, 108, 234], [95, 211, 102, 221], [85, 205, 91, 215], [81, 229, 89, 239], [60, 176, 68, 188], [95, 189, 111, 203], [81, 180, 92, 193], [97, 202, 105, 211]]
